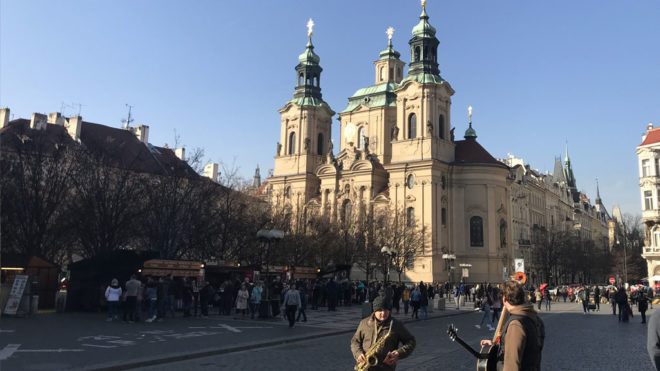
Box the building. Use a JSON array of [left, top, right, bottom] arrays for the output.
[[638, 122, 660, 286]]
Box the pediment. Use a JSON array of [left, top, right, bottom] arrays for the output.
[[316, 163, 338, 176], [349, 159, 373, 172], [373, 194, 390, 204]]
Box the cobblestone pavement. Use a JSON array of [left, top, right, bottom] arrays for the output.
[[140, 302, 656, 371]]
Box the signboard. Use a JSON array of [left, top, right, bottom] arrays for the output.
[[503, 267, 508, 281], [4, 275, 29, 315], [514, 259, 525, 273], [143, 260, 202, 270], [462, 268, 470, 278], [609, 277, 616, 284]]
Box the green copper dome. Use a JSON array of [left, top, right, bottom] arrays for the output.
[[464, 122, 477, 139], [298, 38, 320, 65], [412, 7, 436, 38], [379, 39, 401, 60]]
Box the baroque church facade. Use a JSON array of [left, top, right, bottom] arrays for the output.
[[264, 4, 512, 283]]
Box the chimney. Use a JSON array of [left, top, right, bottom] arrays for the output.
[[30, 113, 48, 130], [0, 108, 9, 129], [204, 163, 219, 182], [47, 112, 65, 126], [65, 116, 83, 142], [648, 122, 654, 132], [131, 124, 149, 144], [175, 147, 186, 161]]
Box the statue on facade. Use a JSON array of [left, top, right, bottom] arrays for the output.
[[276, 142, 282, 156], [391, 125, 399, 141], [450, 127, 455, 141], [363, 136, 370, 154], [304, 137, 311, 152], [427, 120, 433, 135]]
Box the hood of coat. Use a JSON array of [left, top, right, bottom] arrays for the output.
[[508, 303, 538, 320]]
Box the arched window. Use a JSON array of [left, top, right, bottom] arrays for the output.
[[423, 47, 428, 60], [317, 133, 324, 155], [470, 216, 484, 247], [298, 73, 303, 86], [358, 127, 366, 148], [380, 66, 385, 81], [407, 207, 415, 227], [398, 67, 402, 78], [439, 114, 445, 139], [441, 208, 447, 226], [288, 132, 296, 155], [500, 219, 507, 248], [414, 46, 420, 62], [342, 200, 352, 223], [408, 113, 417, 139]]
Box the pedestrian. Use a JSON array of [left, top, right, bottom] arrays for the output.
[[639, 291, 650, 324], [544, 288, 551, 311], [351, 294, 416, 370], [579, 287, 589, 314], [135, 278, 144, 321], [402, 285, 411, 315], [105, 278, 122, 322], [182, 278, 193, 317], [593, 285, 601, 312], [480, 281, 544, 371], [123, 274, 140, 323], [271, 277, 283, 316], [562, 286, 568, 302], [615, 286, 629, 322], [250, 281, 263, 319], [647, 305, 660, 369], [609, 286, 617, 315], [296, 284, 308, 322], [199, 281, 214, 318], [235, 283, 249, 317], [491, 287, 502, 324], [392, 283, 401, 314], [649, 286, 656, 310], [534, 289, 542, 311], [144, 278, 158, 322], [326, 278, 338, 311], [475, 287, 494, 331], [410, 286, 421, 319], [419, 283, 429, 320], [283, 283, 301, 328]]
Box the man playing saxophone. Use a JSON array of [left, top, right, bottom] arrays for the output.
[[351, 294, 416, 370]]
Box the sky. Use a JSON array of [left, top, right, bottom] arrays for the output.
[[1, 0, 659, 217]]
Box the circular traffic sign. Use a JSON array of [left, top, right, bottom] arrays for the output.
[[609, 277, 616, 284]]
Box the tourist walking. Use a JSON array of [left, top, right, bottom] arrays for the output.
[[105, 278, 122, 321], [593, 285, 601, 311], [475, 287, 494, 330], [535, 289, 542, 310], [639, 291, 650, 324], [420, 283, 429, 320], [615, 286, 629, 322], [283, 284, 301, 328], [402, 285, 411, 315], [250, 281, 263, 319], [296, 284, 308, 322], [410, 286, 421, 319], [235, 283, 249, 317]]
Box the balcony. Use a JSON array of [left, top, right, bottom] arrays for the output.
[[643, 209, 660, 220], [644, 246, 660, 255], [518, 239, 531, 247]]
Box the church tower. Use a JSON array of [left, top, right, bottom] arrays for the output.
[[563, 144, 579, 202], [271, 19, 335, 212]]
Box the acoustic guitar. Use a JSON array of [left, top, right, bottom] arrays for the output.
[[447, 306, 508, 371]]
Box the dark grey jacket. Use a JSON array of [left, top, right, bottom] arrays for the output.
[[350, 314, 415, 370]]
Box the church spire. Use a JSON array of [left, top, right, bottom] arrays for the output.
[[464, 106, 477, 139], [407, 0, 440, 77], [252, 165, 261, 188], [595, 178, 602, 204], [293, 18, 324, 104]]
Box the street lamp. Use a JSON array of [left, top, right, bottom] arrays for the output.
[[442, 253, 456, 290], [381, 245, 396, 284], [257, 229, 284, 317]]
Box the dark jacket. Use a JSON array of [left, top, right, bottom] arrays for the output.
[[499, 303, 544, 371], [351, 314, 416, 370]]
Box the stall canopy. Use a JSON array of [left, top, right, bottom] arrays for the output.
[[141, 259, 202, 277]]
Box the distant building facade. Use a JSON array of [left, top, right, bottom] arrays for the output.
[[638, 122, 660, 286]]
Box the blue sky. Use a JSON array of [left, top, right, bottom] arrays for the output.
[[2, 0, 659, 216]]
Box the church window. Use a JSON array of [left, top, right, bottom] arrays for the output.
[[389, 67, 393, 80], [643, 159, 651, 177], [441, 175, 446, 190], [288, 132, 296, 155], [398, 67, 402, 78], [423, 46, 428, 60], [441, 208, 447, 226], [284, 186, 291, 199], [439, 114, 445, 139], [408, 113, 417, 139], [298, 73, 303, 86], [407, 207, 415, 227], [407, 174, 415, 189], [358, 127, 366, 148], [655, 230, 660, 247], [380, 67, 385, 81], [645, 191, 653, 210], [470, 216, 484, 247], [414, 46, 420, 62], [317, 133, 324, 155], [342, 200, 352, 223]]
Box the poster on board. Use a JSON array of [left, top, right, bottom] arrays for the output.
[[4, 275, 29, 315]]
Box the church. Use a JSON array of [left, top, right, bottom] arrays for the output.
[[265, 3, 516, 283]]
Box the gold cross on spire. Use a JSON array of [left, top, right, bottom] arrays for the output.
[[386, 27, 394, 40], [307, 18, 314, 37], [468, 106, 473, 120], [421, 0, 427, 9]]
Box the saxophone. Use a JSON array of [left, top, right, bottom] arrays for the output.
[[355, 324, 393, 371]]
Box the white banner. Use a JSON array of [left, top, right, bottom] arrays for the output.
[[514, 259, 525, 273], [4, 275, 29, 315]]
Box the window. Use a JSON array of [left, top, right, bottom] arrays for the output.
[[414, 46, 420, 62], [408, 113, 417, 139], [288, 132, 296, 155], [380, 67, 385, 81], [643, 159, 651, 177], [407, 174, 415, 189], [342, 200, 352, 223], [655, 230, 660, 247], [298, 73, 303, 86], [389, 67, 393, 80], [645, 190, 653, 210], [500, 220, 507, 248], [439, 114, 445, 139], [407, 207, 415, 227], [398, 67, 402, 78], [470, 216, 484, 247], [441, 208, 447, 226], [358, 127, 366, 148], [315, 133, 323, 155], [656, 159, 660, 176], [441, 175, 446, 190]]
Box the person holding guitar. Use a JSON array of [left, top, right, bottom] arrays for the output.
[[480, 280, 545, 371]]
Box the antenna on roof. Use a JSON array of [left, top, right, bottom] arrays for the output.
[[121, 104, 134, 129], [74, 103, 86, 116]]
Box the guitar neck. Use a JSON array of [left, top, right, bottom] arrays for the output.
[[451, 335, 482, 359], [493, 306, 509, 344]]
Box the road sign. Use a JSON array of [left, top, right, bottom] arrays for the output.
[[609, 277, 616, 284]]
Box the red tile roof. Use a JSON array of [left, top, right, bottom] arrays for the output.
[[453, 139, 509, 169], [641, 128, 660, 146]]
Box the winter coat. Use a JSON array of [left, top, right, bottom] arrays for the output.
[[235, 289, 249, 310]]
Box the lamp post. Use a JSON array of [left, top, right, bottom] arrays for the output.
[[442, 253, 456, 290], [381, 245, 396, 285], [256, 229, 284, 317]]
